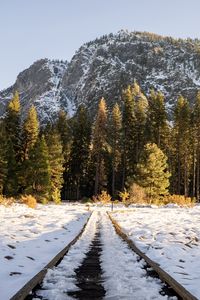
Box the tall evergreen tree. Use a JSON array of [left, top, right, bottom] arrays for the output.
[[135, 143, 171, 199], [25, 136, 51, 199], [56, 110, 72, 198], [92, 98, 108, 195], [4, 140, 18, 196], [56, 110, 71, 162], [147, 89, 169, 149], [68, 105, 91, 199], [173, 95, 191, 196], [5, 91, 21, 160], [191, 91, 200, 200], [0, 124, 7, 194], [4, 92, 21, 195], [46, 130, 64, 203], [110, 103, 122, 196], [19, 105, 39, 192], [122, 85, 136, 187], [22, 105, 39, 160], [132, 82, 149, 162]]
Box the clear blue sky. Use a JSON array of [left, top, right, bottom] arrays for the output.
[[1, 0, 200, 90]]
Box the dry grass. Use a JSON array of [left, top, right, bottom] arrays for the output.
[[92, 191, 111, 203], [0, 195, 15, 206], [21, 195, 37, 209], [119, 184, 147, 206], [162, 194, 196, 207], [128, 183, 146, 204]]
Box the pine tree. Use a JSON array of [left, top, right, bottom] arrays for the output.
[[56, 110, 72, 198], [4, 92, 21, 195], [132, 82, 148, 162], [191, 91, 200, 200], [22, 105, 39, 160], [122, 85, 136, 187], [5, 91, 21, 160], [110, 103, 122, 196], [4, 140, 18, 196], [68, 105, 91, 199], [92, 98, 108, 195], [0, 123, 7, 194], [26, 136, 51, 200], [147, 89, 169, 149], [56, 110, 71, 162], [46, 130, 64, 203], [173, 96, 191, 196], [135, 143, 171, 199], [18, 105, 39, 192]]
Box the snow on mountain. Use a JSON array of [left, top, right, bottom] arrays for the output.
[[1, 30, 200, 123], [0, 58, 73, 124], [62, 30, 200, 114]]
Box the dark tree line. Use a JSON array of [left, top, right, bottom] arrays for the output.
[[1, 83, 200, 202]]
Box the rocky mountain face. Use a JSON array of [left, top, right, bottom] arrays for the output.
[[0, 59, 70, 124], [1, 30, 200, 122], [63, 30, 200, 113]]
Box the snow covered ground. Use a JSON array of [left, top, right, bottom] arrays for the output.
[[100, 211, 172, 300], [111, 205, 200, 299], [0, 203, 90, 300], [36, 210, 99, 300], [35, 210, 176, 300], [1, 203, 200, 299]]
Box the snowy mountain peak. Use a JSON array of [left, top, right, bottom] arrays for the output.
[[0, 58, 73, 124], [1, 31, 200, 123], [62, 31, 200, 115]]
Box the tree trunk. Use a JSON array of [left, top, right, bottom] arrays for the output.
[[112, 166, 115, 197], [197, 150, 200, 201], [94, 154, 100, 195], [122, 128, 127, 190], [184, 156, 188, 197], [157, 126, 160, 148], [177, 153, 181, 194], [192, 148, 196, 198], [177, 135, 181, 195], [122, 151, 126, 190], [76, 177, 80, 201]]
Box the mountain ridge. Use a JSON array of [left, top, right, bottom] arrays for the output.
[[1, 30, 200, 122]]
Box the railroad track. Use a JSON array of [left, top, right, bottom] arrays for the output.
[[10, 210, 198, 300], [10, 212, 93, 300], [108, 212, 198, 300]]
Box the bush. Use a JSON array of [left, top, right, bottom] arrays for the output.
[[51, 188, 61, 204], [34, 194, 49, 204], [40, 197, 49, 205], [119, 189, 130, 204], [92, 191, 111, 203], [0, 195, 14, 206], [150, 198, 164, 205], [21, 195, 37, 209], [163, 194, 196, 206], [128, 183, 146, 204]]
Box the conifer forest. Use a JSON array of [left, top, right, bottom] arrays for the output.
[[0, 81, 200, 203]]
